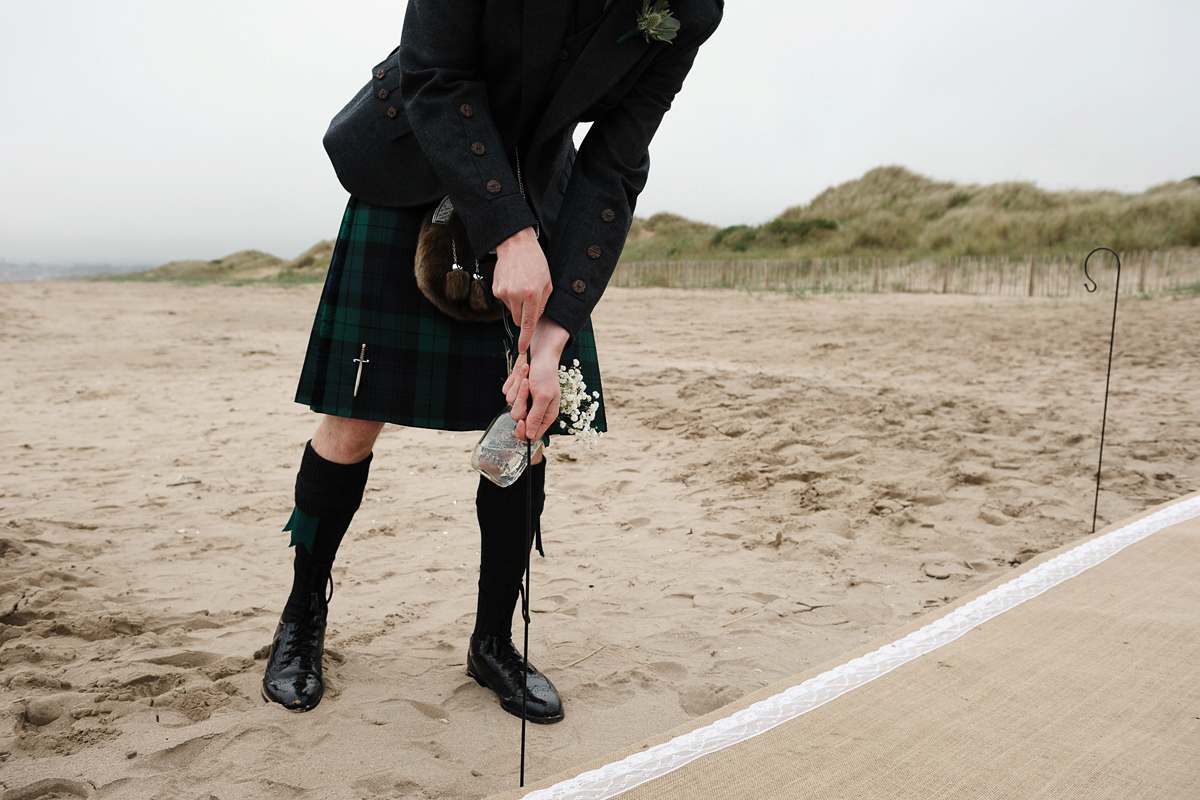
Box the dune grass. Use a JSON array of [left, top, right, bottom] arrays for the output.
[[106, 241, 334, 284], [622, 166, 1200, 262], [114, 167, 1200, 292]]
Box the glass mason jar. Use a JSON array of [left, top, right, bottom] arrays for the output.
[[471, 405, 545, 487]]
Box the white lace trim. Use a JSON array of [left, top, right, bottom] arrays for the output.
[[525, 495, 1200, 800]]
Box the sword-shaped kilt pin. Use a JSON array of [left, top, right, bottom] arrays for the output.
[[352, 344, 369, 397]]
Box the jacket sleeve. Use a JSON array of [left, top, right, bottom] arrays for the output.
[[543, 11, 722, 339], [397, 0, 537, 257]]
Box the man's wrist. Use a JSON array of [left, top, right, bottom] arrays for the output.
[[495, 226, 538, 256], [535, 317, 570, 356]]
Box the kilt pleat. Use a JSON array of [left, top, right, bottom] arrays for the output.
[[295, 197, 607, 435]]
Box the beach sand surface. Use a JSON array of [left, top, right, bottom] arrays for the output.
[[1, 282, 1197, 799]]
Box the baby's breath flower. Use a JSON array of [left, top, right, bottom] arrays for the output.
[[557, 362, 602, 450]]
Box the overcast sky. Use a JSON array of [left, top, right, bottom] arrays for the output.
[[1, 1, 1197, 266]]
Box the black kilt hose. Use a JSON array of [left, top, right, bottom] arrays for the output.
[[295, 197, 607, 436]]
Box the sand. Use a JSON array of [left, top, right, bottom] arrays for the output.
[[1, 282, 1197, 799]]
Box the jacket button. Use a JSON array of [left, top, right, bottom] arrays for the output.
[[377, 88, 389, 100], [374, 68, 386, 80], [460, 103, 473, 117], [558, 48, 570, 61], [471, 141, 486, 155], [386, 107, 398, 118], [486, 180, 502, 194], [587, 245, 602, 259], [572, 280, 587, 294], [601, 208, 616, 223]]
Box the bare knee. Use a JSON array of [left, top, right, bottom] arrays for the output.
[[311, 416, 383, 464]]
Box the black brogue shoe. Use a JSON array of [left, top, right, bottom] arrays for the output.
[[466, 634, 564, 724], [262, 592, 328, 712]]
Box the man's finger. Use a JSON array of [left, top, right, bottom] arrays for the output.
[[505, 367, 528, 406], [510, 376, 531, 421], [502, 361, 527, 400], [525, 390, 556, 442], [518, 292, 540, 355]]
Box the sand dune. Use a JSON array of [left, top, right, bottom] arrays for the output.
[[1, 282, 1196, 798]]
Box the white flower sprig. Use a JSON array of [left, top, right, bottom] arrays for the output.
[[557, 359, 601, 449]]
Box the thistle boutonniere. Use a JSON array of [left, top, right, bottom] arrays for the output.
[[617, 0, 680, 44]]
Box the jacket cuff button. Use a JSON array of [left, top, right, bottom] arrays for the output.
[[486, 180, 502, 194], [386, 107, 398, 118], [377, 88, 389, 100], [600, 208, 616, 223], [460, 103, 474, 117], [471, 142, 486, 155], [572, 280, 587, 294], [374, 68, 386, 80], [587, 245, 602, 259]]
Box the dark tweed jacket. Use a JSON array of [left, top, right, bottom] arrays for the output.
[[322, 0, 723, 339]]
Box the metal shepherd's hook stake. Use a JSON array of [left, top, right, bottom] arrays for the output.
[[1082, 246, 1122, 533], [501, 311, 542, 788], [520, 347, 533, 788]]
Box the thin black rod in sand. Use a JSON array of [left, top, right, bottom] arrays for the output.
[[520, 381, 533, 786], [1083, 246, 1122, 533]]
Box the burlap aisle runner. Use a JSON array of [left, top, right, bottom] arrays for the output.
[[492, 493, 1200, 800]]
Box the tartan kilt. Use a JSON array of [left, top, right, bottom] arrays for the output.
[[295, 197, 607, 436]]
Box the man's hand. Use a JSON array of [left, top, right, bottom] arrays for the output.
[[493, 227, 553, 356], [503, 317, 570, 442]]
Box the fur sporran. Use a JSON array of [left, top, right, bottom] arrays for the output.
[[414, 197, 506, 323]]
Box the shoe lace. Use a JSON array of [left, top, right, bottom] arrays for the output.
[[275, 590, 327, 665], [293, 621, 324, 666], [493, 638, 530, 675]]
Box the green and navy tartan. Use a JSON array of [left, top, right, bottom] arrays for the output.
[[295, 197, 607, 435]]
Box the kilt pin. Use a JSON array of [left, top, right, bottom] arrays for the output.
[[295, 197, 607, 434]]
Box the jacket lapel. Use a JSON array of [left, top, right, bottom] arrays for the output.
[[530, 0, 651, 150], [520, 1, 573, 137]]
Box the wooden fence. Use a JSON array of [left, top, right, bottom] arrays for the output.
[[611, 251, 1200, 297]]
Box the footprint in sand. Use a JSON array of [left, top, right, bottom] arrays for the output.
[[678, 684, 738, 717], [351, 774, 423, 798], [144, 650, 222, 669], [1, 778, 92, 799], [22, 693, 79, 727], [405, 699, 450, 722], [152, 680, 243, 723], [101, 672, 181, 700], [648, 661, 688, 680], [715, 419, 750, 438], [920, 556, 977, 580]]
